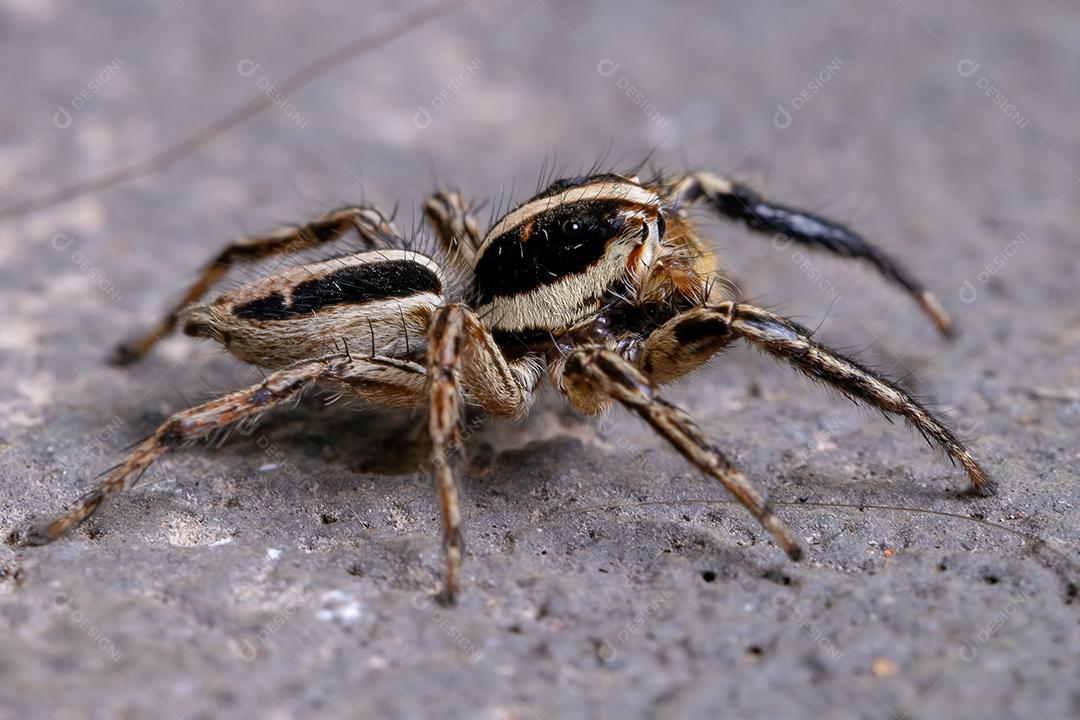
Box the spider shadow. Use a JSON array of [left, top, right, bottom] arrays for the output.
[[221, 397, 431, 481], [96, 356, 580, 523]]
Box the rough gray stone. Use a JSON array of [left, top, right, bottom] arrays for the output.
[[1, 1, 1077, 718]]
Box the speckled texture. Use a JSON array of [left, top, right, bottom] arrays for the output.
[[1, 1, 1078, 718]]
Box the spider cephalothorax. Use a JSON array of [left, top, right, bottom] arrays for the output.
[[17, 167, 992, 603], [472, 175, 668, 334]]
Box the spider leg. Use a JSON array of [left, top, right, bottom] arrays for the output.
[[644, 304, 993, 494], [425, 304, 539, 603], [112, 205, 400, 365], [662, 171, 953, 336], [423, 191, 483, 269], [14, 354, 354, 546], [427, 308, 467, 604], [561, 347, 803, 560]]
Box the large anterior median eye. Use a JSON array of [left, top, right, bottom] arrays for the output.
[[561, 219, 584, 236], [554, 209, 620, 242]]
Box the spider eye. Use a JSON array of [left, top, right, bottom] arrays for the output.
[[656, 212, 666, 240], [561, 219, 584, 236]]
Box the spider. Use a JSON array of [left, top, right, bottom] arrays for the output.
[[14, 168, 993, 603]]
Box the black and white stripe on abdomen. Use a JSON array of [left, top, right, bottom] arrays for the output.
[[223, 251, 443, 322]]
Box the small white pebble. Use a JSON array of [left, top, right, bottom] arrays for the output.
[[266, 548, 282, 560], [316, 590, 363, 624]]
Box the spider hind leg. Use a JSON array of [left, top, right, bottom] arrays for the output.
[[14, 354, 354, 546], [112, 205, 400, 365]]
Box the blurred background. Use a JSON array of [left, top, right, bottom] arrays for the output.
[[1, 1, 1078, 718]]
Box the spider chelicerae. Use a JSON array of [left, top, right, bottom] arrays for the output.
[[14, 168, 993, 602]]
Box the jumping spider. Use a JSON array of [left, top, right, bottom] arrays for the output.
[[16, 169, 993, 602]]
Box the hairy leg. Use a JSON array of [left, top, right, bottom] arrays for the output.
[[423, 191, 483, 269], [662, 171, 953, 336], [561, 346, 803, 560], [425, 304, 538, 602], [113, 205, 400, 364], [14, 354, 363, 546], [642, 303, 993, 494]]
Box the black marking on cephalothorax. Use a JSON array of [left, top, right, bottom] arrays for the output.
[[233, 259, 441, 321], [473, 199, 630, 304]]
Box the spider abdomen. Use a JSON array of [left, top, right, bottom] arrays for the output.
[[179, 249, 444, 367]]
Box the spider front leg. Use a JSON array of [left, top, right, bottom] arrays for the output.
[[662, 171, 954, 336], [642, 303, 993, 495], [13, 354, 357, 546], [112, 205, 400, 365], [560, 347, 803, 560], [425, 304, 539, 603]]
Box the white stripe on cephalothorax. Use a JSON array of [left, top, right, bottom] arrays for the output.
[[481, 180, 660, 252]]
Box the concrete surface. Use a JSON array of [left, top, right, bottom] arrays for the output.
[[1, 1, 1078, 718]]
